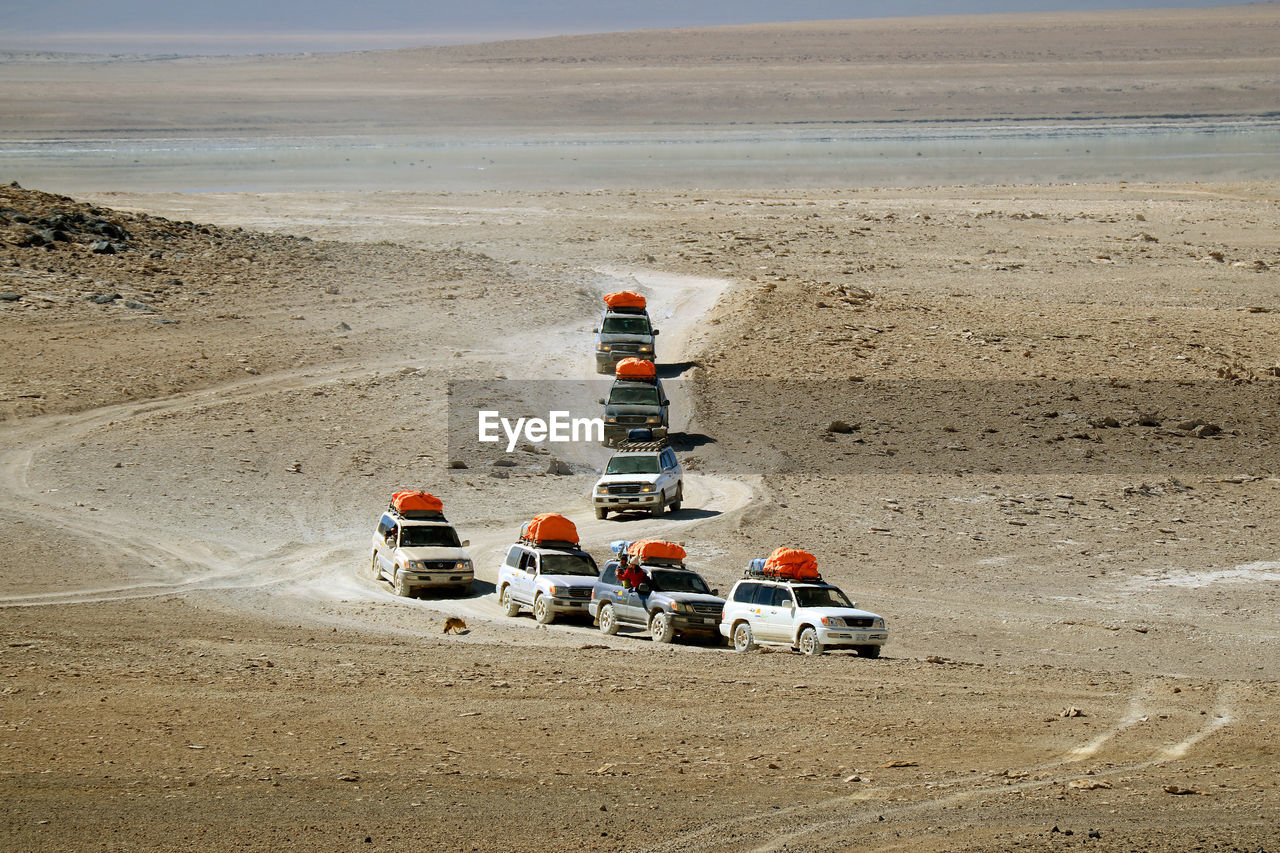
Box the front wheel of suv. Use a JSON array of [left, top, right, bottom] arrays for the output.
[[393, 571, 412, 598], [533, 594, 555, 624], [595, 507, 609, 520], [798, 627, 824, 656], [732, 622, 756, 653], [650, 495, 666, 518], [370, 553, 381, 580], [650, 611, 675, 643], [500, 585, 520, 617], [598, 603, 619, 635]]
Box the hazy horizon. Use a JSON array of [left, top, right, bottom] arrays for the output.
[[1, 0, 1268, 55]]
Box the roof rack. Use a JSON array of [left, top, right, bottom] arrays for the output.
[[389, 506, 447, 521], [519, 537, 580, 550], [604, 305, 648, 315], [615, 440, 667, 453], [743, 558, 823, 582]]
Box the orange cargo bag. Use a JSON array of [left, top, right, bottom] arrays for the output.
[[763, 547, 820, 580], [390, 490, 444, 515], [603, 290, 646, 310], [615, 357, 657, 381], [522, 512, 579, 546], [627, 539, 687, 562]]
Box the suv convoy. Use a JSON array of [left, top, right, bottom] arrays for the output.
[[595, 290, 658, 374], [588, 540, 725, 643], [592, 438, 684, 518], [601, 357, 669, 446], [498, 513, 600, 624], [370, 491, 473, 597], [719, 549, 888, 657]]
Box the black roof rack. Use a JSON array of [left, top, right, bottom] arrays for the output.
[[605, 305, 648, 316], [389, 506, 447, 521]]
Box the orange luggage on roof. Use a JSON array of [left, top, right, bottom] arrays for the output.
[[603, 290, 647, 310], [763, 547, 820, 580], [521, 512, 579, 546], [615, 357, 657, 381], [390, 490, 444, 515], [627, 539, 686, 562]]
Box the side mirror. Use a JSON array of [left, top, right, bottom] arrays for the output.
[[597, 398, 606, 406], [592, 327, 599, 333], [661, 399, 669, 406], [637, 583, 651, 596], [653, 329, 660, 335], [460, 539, 470, 548], [711, 588, 720, 597]]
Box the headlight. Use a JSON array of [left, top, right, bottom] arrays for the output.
[[646, 416, 660, 424], [597, 344, 611, 352], [639, 485, 653, 493], [638, 345, 652, 353], [548, 585, 560, 596], [398, 557, 410, 569], [596, 485, 609, 494], [670, 602, 685, 612], [455, 560, 470, 571], [873, 617, 885, 629], [605, 415, 617, 423], [820, 616, 833, 626]]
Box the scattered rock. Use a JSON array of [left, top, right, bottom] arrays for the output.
[[87, 293, 120, 304], [90, 240, 117, 254], [448, 460, 467, 470], [123, 300, 153, 312], [546, 457, 573, 476], [1069, 778, 1112, 790], [338, 772, 360, 783], [1163, 785, 1200, 795], [1060, 707, 1086, 718], [0, 291, 21, 302], [492, 458, 517, 467], [827, 420, 859, 434]]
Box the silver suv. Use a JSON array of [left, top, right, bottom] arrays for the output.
[[497, 542, 600, 624], [595, 308, 658, 374], [719, 576, 888, 657], [370, 510, 473, 597]]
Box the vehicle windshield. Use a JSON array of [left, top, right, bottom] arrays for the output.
[[609, 386, 660, 406], [399, 525, 461, 548], [540, 554, 599, 577], [794, 586, 855, 609], [601, 316, 651, 335], [649, 569, 711, 594], [606, 456, 660, 475]]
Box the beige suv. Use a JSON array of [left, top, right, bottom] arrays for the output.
[[370, 509, 473, 597]]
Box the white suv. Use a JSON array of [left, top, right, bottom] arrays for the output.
[[592, 441, 683, 518], [370, 510, 473, 597], [719, 576, 888, 657], [497, 542, 600, 624]]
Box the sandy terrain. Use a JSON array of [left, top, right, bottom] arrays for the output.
[[3, 6, 1280, 853]]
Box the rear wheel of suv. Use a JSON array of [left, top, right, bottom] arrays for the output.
[[670, 485, 683, 511], [595, 507, 609, 520], [798, 627, 824, 656], [598, 603, 619, 635], [732, 622, 756, 653], [650, 611, 675, 643], [533, 594, 555, 624], [856, 645, 881, 659], [500, 585, 520, 617]]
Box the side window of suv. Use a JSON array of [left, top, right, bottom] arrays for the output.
[[732, 582, 759, 603], [519, 552, 537, 574], [504, 545, 523, 567], [377, 515, 393, 537], [601, 562, 618, 585], [772, 587, 794, 607], [751, 584, 776, 606]]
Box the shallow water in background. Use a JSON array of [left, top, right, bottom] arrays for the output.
[[4, 120, 1279, 193]]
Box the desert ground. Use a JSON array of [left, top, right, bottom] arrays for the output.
[[2, 6, 1280, 852]]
